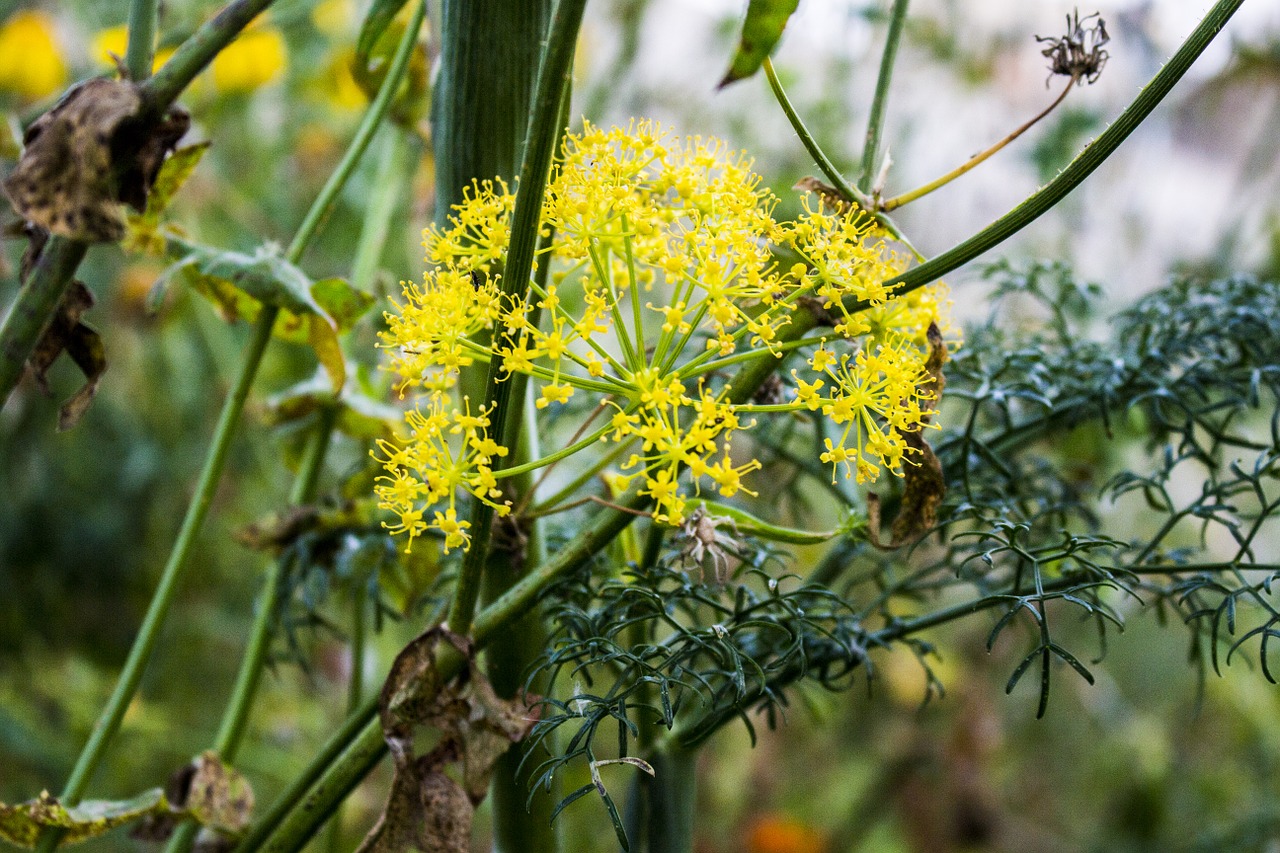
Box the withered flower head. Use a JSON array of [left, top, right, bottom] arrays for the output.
[[1037, 10, 1109, 86]]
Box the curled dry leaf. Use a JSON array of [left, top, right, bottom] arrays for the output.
[[2, 78, 188, 242], [19, 245, 107, 431], [131, 752, 254, 849], [0, 789, 169, 848], [868, 322, 948, 549], [357, 628, 536, 853]]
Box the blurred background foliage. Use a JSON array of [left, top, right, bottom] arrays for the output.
[[2, 1, 1280, 851]]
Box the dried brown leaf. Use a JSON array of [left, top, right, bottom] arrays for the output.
[[358, 628, 536, 853], [24, 278, 107, 431], [2, 78, 187, 243]]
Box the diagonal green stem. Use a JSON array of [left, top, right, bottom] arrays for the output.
[[161, 13, 425, 850], [140, 0, 276, 115], [36, 305, 280, 853], [0, 239, 88, 415]]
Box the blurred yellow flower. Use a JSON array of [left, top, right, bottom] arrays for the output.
[[212, 27, 287, 94], [324, 49, 367, 111], [311, 0, 356, 37], [92, 24, 128, 65], [0, 11, 67, 102], [92, 25, 175, 74]]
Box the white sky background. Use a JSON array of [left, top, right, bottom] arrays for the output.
[[579, 0, 1280, 302]]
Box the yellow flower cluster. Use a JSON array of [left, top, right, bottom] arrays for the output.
[[376, 121, 948, 551]]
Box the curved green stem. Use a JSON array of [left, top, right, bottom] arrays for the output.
[[762, 57, 918, 256], [448, 0, 587, 636], [860, 0, 910, 187]]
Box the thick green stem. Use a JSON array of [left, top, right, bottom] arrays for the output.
[[35, 305, 279, 853], [486, 401, 558, 852], [125, 0, 160, 82], [232, 698, 379, 853], [859, 0, 910, 187], [448, 0, 586, 637], [433, 0, 552, 221], [637, 749, 697, 853]]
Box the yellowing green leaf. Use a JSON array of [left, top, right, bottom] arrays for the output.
[[0, 789, 168, 848]]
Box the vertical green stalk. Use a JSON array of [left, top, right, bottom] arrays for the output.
[[859, 0, 909, 187], [484, 269, 560, 853], [637, 748, 697, 853], [126, 0, 160, 82], [433, 0, 552, 221], [446, 0, 587, 636]]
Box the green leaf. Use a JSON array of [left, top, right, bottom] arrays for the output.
[[0, 789, 169, 848], [356, 0, 411, 66], [173, 245, 375, 391], [718, 0, 800, 88]]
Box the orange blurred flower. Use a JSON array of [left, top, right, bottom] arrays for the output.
[[745, 814, 827, 853]]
